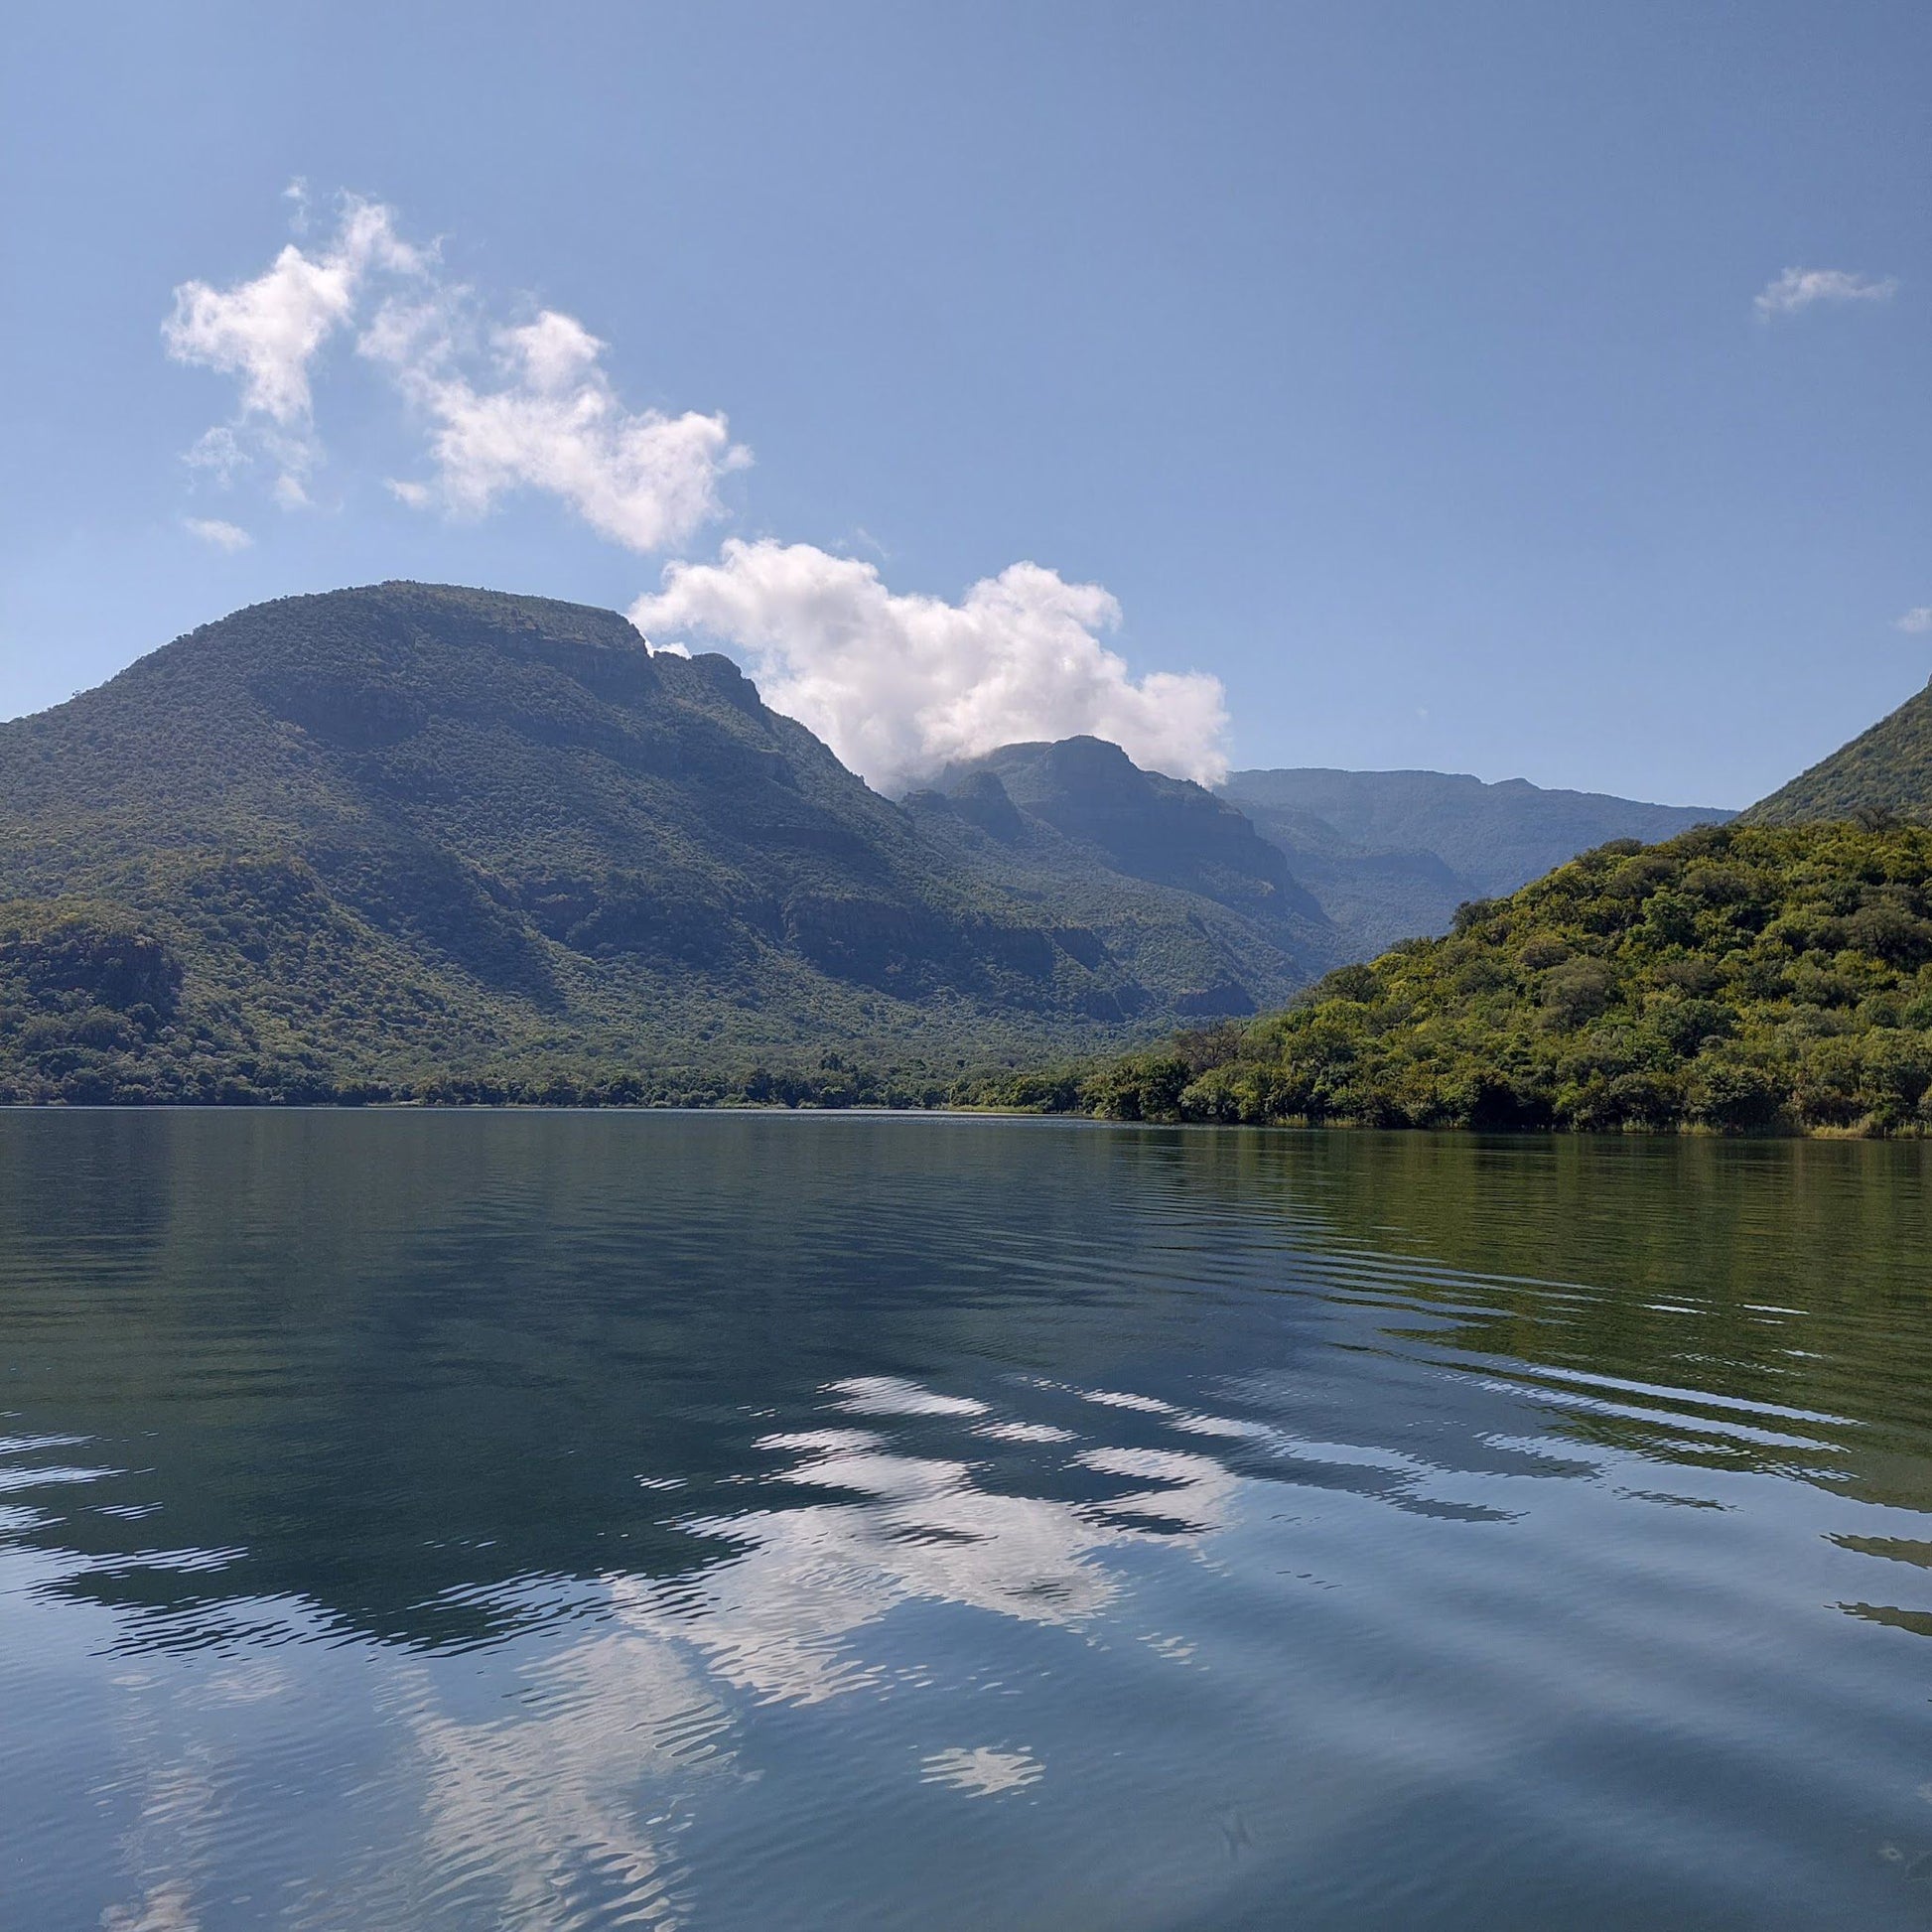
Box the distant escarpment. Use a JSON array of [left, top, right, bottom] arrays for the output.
[[1220, 765, 1733, 956]]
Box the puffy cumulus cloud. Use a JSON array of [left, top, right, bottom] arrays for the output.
[[164, 191, 744, 550], [363, 304, 749, 552], [629, 539, 1229, 791], [1894, 607, 1932, 635], [1754, 267, 1897, 318], [164, 197, 421, 423], [181, 516, 252, 552], [164, 195, 425, 500]]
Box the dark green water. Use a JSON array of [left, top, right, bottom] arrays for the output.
[[2, 1115, 1930, 1930]]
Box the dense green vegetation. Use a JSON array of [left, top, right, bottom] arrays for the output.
[[0, 583, 1345, 1104], [6, 583, 1922, 1116], [966, 821, 1932, 1135], [0, 889, 976, 1105]]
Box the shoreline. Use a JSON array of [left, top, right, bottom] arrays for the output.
[[1, 1097, 1925, 1139]]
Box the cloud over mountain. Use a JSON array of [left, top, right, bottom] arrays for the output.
[[166, 191, 1227, 785], [363, 305, 749, 553], [630, 539, 1228, 791], [164, 193, 745, 547], [165, 197, 425, 504]]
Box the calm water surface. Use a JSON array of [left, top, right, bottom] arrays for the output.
[[2, 1114, 1930, 1930]]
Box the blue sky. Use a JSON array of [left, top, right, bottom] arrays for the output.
[[2, 2, 1925, 805]]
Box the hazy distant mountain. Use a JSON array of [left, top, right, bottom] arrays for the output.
[[934, 737, 1325, 920], [1220, 766, 1735, 955], [913, 736, 1341, 1018], [1743, 674, 1932, 824], [0, 584, 1338, 1103]]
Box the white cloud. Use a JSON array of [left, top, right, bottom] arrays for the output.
[[629, 539, 1229, 791], [181, 516, 253, 552], [1895, 607, 1932, 634], [164, 195, 426, 501], [167, 194, 1212, 769], [1754, 267, 1897, 318], [365, 305, 749, 552], [164, 196, 422, 424], [166, 191, 745, 552]]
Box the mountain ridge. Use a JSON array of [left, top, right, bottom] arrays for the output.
[[0, 582, 1337, 1102], [1218, 763, 1733, 955]]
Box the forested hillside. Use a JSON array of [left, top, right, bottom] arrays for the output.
[[0, 584, 1339, 1104], [971, 821, 1932, 1135]]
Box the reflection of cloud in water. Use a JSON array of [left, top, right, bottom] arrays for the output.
[[405, 1388, 1238, 1909], [102, 1877, 200, 1931], [1079, 1389, 1181, 1417], [828, 1376, 989, 1418], [1076, 1447, 1240, 1532], [606, 1408, 1240, 1708], [1173, 1410, 1272, 1442], [74, 1375, 1254, 1926], [920, 1745, 1043, 1797], [409, 1631, 728, 1928], [974, 1421, 1076, 1445]]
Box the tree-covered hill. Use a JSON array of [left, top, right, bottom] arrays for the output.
[[0, 583, 1340, 1103], [966, 820, 1932, 1135], [1744, 675, 1932, 825]]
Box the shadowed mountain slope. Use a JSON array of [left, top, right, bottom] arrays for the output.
[[0, 584, 1337, 1102]]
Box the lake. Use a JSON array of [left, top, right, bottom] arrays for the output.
[[2, 1113, 1929, 1930]]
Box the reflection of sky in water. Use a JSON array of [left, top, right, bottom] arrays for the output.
[[9, 1374, 1274, 1927], [11, 1349, 1932, 1931], [2, 1116, 1931, 1930]]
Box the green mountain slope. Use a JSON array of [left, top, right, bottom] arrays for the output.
[[1220, 765, 1734, 955], [969, 820, 1932, 1134], [0, 583, 1336, 1103], [1744, 675, 1932, 824]]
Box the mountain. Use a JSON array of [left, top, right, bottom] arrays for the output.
[[0, 583, 1338, 1104], [1220, 766, 1735, 955], [992, 690, 1932, 1136], [969, 819, 1932, 1135], [920, 736, 1333, 1015], [1744, 674, 1932, 824]]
